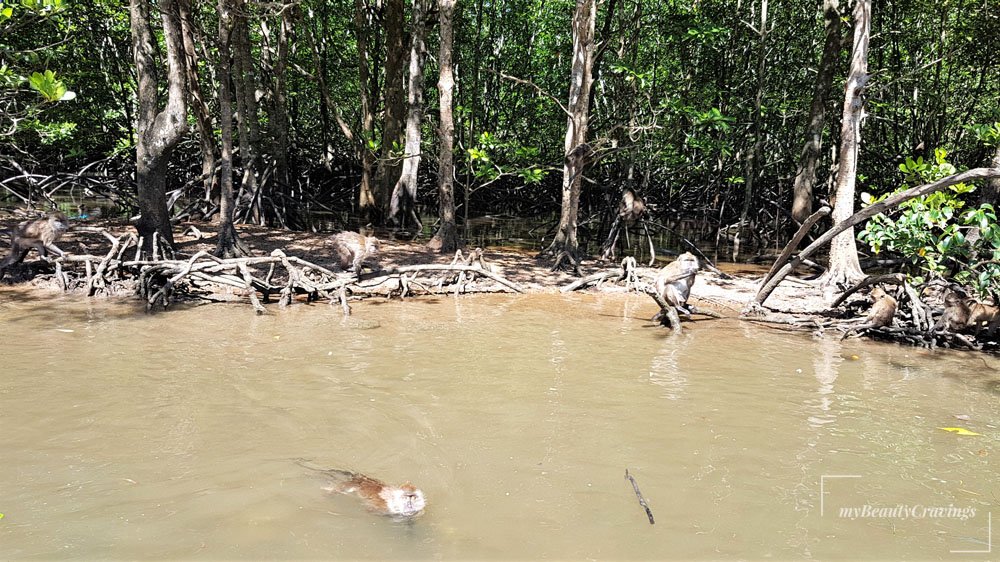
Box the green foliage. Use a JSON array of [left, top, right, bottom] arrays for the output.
[[465, 131, 548, 186], [1, 0, 66, 21], [1, 0, 998, 240], [858, 149, 1000, 296], [1, 0, 78, 148], [685, 24, 728, 44], [966, 122, 1000, 146], [24, 118, 76, 143], [692, 107, 733, 132], [112, 135, 134, 157], [28, 70, 75, 102], [0, 64, 20, 88], [17, 0, 65, 14], [608, 64, 651, 88]]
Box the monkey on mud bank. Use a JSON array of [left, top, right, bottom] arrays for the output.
[[331, 230, 381, 276], [0, 212, 69, 273]]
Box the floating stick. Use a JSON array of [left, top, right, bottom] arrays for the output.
[[624, 469, 655, 525]]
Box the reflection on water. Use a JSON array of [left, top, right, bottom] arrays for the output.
[[1, 291, 998, 559]]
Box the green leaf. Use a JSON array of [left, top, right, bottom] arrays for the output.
[[28, 69, 70, 103]]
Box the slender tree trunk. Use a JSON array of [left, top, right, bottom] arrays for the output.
[[356, 0, 377, 218], [177, 0, 216, 204], [791, 0, 842, 225], [131, 0, 187, 256], [372, 0, 406, 224], [389, 0, 429, 227], [428, 0, 458, 252], [268, 8, 293, 194], [231, 0, 262, 224], [540, 0, 596, 272], [215, 0, 247, 257], [821, 0, 870, 287]]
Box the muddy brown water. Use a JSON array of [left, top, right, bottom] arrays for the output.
[[1, 291, 997, 559]]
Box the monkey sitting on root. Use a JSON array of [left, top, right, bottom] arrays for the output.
[[841, 286, 898, 340], [650, 252, 700, 328]]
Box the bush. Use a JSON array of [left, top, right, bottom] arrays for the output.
[[858, 148, 1000, 297]]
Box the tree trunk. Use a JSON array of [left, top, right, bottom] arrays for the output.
[[267, 7, 293, 194], [231, 0, 262, 224], [428, 0, 458, 252], [790, 0, 842, 225], [821, 0, 870, 287], [131, 0, 187, 257], [177, 0, 216, 204], [215, 0, 248, 258], [389, 0, 429, 227], [356, 0, 377, 219], [540, 0, 596, 271], [372, 0, 407, 225]]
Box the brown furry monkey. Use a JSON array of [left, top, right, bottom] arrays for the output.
[[0, 212, 69, 270]]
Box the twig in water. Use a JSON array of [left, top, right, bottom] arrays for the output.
[[624, 469, 655, 525]]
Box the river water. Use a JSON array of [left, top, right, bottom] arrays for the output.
[[1, 290, 997, 559]]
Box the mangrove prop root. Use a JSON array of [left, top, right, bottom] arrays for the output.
[[624, 469, 655, 525], [46, 230, 525, 312]]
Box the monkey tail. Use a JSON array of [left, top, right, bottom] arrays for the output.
[[293, 458, 357, 481]]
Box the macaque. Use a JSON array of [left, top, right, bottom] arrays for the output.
[[0, 212, 69, 270], [841, 286, 898, 340], [966, 299, 1000, 337], [618, 188, 646, 224], [864, 287, 898, 328], [654, 252, 699, 317], [329, 470, 425, 518], [934, 290, 971, 332], [331, 231, 381, 275], [296, 461, 426, 518]]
